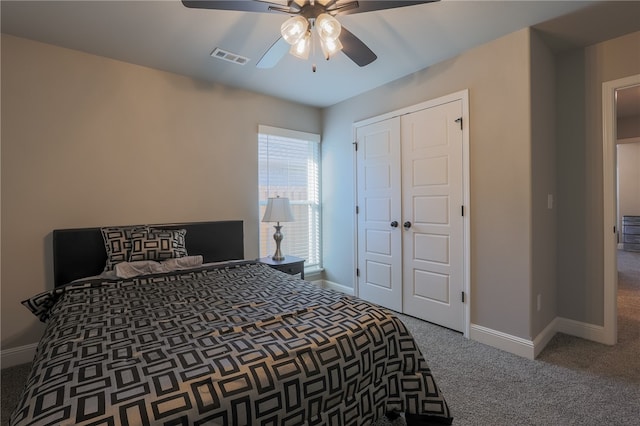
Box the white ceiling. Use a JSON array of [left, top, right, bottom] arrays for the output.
[[2, 0, 640, 108]]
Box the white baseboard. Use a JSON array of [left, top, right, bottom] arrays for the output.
[[555, 316, 609, 344], [471, 316, 612, 360], [1, 343, 37, 369], [469, 324, 535, 359], [532, 317, 559, 358], [311, 279, 355, 296]]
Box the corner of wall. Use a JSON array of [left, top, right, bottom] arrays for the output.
[[469, 323, 536, 360]]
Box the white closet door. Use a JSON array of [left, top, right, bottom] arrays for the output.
[[401, 99, 465, 331], [356, 117, 403, 312]]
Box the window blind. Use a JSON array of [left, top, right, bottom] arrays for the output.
[[258, 126, 321, 271]]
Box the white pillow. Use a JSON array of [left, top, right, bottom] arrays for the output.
[[115, 255, 203, 279]]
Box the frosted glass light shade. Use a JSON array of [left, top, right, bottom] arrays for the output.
[[320, 36, 343, 59], [316, 13, 341, 41], [289, 32, 311, 59], [281, 16, 309, 45]]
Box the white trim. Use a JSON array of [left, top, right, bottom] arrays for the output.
[[460, 90, 471, 338], [311, 279, 355, 296], [354, 90, 469, 128], [258, 125, 321, 143], [602, 74, 640, 346], [1, 343, 37, 368], [304, 266, 324, 277], [532, 317, 559, 358], [468, 318, 597, 360], [555, 316, 608, 344], [352, 124, 360, 299], [469, 324, 535, 360]]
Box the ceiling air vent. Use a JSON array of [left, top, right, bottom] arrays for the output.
[[210, 48, 249, 65]]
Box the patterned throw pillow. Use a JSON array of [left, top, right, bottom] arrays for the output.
[[101, 226, 148, 271], [129, 228, 188, 262]]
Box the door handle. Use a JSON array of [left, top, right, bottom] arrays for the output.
[[403, 221, 412, 229], [390, 221, 398, 228]]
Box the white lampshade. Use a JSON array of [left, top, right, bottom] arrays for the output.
[[262, 197, 294, 223]]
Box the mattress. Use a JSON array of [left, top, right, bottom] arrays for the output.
[[13, 261, 452, 425]]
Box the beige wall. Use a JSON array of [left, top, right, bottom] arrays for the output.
[[556, 31, 640, 325], [323, 29, 534, 339], [555, 48, 588, 323], [530, 30, 557, 337], [1, 34, 321, 349]]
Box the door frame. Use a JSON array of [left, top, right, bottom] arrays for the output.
[[602, 74, 640, 345], [352, 89, 471, 337]]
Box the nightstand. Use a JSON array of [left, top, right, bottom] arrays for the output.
[[258, 255, 305, 279]]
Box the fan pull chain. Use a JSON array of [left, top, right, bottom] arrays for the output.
[[311, 19, 317, 72]]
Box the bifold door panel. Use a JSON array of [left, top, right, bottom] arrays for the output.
[[356, 97, 465, 332]]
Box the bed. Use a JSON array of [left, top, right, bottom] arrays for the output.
[[12, 220, 452, 425]]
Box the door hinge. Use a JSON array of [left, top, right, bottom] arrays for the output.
[[613, 226, 616, 234], [461, 205, 464, 217], [353, 141, 358, 151], [455, 117, 463, 130], [461, 291, 465, 303], [356, 205, 359, 214], [356, 268, 360, 277]]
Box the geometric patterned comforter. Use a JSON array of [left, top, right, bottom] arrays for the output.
[[13, 262, 452, 425]]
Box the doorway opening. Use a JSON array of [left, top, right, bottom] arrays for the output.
[[602, 74, 640, 345]]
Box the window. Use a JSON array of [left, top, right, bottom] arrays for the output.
[[258, 125, 321, 272]]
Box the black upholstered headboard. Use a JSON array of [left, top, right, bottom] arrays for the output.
[[53, 220, 244, 287]]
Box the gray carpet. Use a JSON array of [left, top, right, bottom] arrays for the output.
[[3, 250, 639, 425]]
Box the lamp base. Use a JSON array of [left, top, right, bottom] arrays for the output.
[[272, 224, 285, 261]]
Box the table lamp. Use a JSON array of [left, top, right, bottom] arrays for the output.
[[262, 196, 294, 261]]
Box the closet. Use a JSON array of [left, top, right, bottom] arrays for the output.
[[354, 91, 469, 332]]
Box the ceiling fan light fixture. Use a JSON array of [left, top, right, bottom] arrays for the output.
[[315, 13, 341, 42], [281, 16, 309, 45], [184, 0, 439, 70], [289, 31, 311, 59]]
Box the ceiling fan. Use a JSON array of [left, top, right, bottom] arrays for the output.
[[182, 0, 438, 70]]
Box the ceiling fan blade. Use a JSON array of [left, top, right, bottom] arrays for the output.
[[182, 0, 436, 14], [256, 37, 290, 69], [181, 0, 288, 13], [340, 27, 377, 67], [335, 0, 438, 16]]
